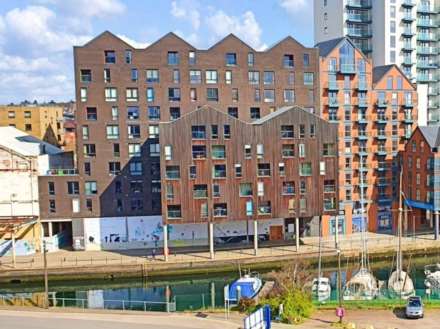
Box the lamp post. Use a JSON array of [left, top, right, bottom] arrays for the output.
[[336, 248, 344, 324]]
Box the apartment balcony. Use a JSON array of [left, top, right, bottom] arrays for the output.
[[358, 148, 370, 157], [402, 28, 415, 37], [346, 0, 372, 9], [377, 179, 390, 187], [417, 19, 437, 28], [404, 115, 414, 123], [402, 13, 415, 22], [402, 57, 413, 66], [403, 100, 414, 108], [428, 112, 440, 123], [417, 33, 437, 42], [357, 98, 368, 108], [346, 13, 372, 23], [328, 80, 339, 91], [358, 180, 370, 188], [375, 148, 389, 156], [417, 46, 438, 55], [402, 43, 415, 52], [402, 0, 415, 7], [375, 132, 387, 140], [417, 61, 438, 69], [375, 116, 388, 124], [328, 98, 339, 107], [429, 87, 439, 95], [357, 114, 368, 124], [360, 45, 373, 54], [376, 99, 388, 108], [357, 81, 368, 91], [347, 28, 372, 38], [45, 169, 78, 176], [356, 132, 370, 140], [417, 74, 435, 82], [339, 63, 356, 74], [417, 4, 437, 14]]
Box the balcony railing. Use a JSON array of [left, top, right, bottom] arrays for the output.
[[339, 63, 356, 74], [324, 185, 336, 193], [417, 19, 437, 27], [346, 0, 372, 7], [417, 61, 438, 69], [357, 81, 368, 91], [358, 98, 368, 107], [328, 98, 339, 107], [328, 80, 339, 90], [418, 4, 436, 13], [257, 169, 271, 176], [346, 13, 371, 23], [376, 99, 388, 107], [347, 28, 372, 38], [45, 169, 78, 176], [417, 33, 437, 41], [211, 150, 226, 159], [417, 46, 438, 55], [402, 28, 415, 36]]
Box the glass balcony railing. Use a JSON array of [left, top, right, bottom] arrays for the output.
[[45, 169, 78, 176], [418, 4, 436, 13], [328, 80, 339, 90], [417, 33, 437, 41], [402, 28, 415, 36], [328, 98, 339, 107], [376, 99, 388, 107], [346, 13, 371, 23], [402, 43, 414, 51], [346, 0, 372, 8], [339, 63, 356, 74], [402, 57, 413, 65], [402, 0, 415, 7], [417, 61, 438, 69], [357, 81, 368, 90], [417, 46, 438, 55], [417, 19, 437, 27], [358, 98, 368, 107], [347, 28, 372, 38]]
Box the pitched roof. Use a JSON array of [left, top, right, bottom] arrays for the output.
[[80, 30, 134, 48], [251, 106, 320, 125], [0, 127, 62, 157], [419, 126, 440, 148], [372, 64, 415, 89], [315, 37, 346, 57], [207, 33, 255, 51]]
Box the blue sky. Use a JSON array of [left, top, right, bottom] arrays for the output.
[[0, 0, 313, 104]]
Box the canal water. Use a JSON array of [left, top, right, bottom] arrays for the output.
[[2, 254, 440, 311]]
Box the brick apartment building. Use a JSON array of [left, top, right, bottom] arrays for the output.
[[38, 31, 323, 250], [317, 37, 418, 234], [0, 105, 65, 147], [401, 126, 440, 238], [160, 105, 338, 252]]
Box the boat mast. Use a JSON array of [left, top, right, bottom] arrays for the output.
[[359, 154, 367, 270], [318, 216, 322, 279]]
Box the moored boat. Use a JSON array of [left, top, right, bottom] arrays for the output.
[[226, 273, 262, 304]]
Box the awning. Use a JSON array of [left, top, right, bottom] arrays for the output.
[[404, 199, 435, 211]]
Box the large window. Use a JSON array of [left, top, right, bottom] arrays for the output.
[[192, 125, 206, 139], [127, 106, 139, 120], [239, 183, 253, 197], [226, 53, 237, 65], [85, 181, 97, 195], [105, 87, 117, 102], [148, 106, 160, 121], [166, 166, 180, 179], [206, 70, 218, 84], [167, 51, 179, 65], [189, 70, 201, 84], [207, 88, 219, 101], [104, 50, 116, 63], [299, 162, 312, 176], [264, 71, 274, 85], [86, 107, 97, 120], [248, 71, 260, 85], [146, 69, 159, 82], [339, 40, 355, 70], [168, 88, 181, 101], [106, 125, 119, 139]]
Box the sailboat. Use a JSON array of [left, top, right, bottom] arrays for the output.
[[343, 156, 378, 301], [388, 171, 414, 298], [312, 217, 331, 302]]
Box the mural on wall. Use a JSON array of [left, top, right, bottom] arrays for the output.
[[0, 239, 35, 256]]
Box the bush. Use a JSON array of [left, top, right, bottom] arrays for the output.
[[280, 289, 314, 324], [237, 297, 256, 313]]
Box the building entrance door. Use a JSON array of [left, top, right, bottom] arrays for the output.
[[269, 225, 283, 240]]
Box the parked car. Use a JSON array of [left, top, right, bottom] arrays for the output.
[[405, 296, 424, 319]]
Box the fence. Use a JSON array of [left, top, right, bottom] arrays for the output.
[[0, 295, 176, 312]]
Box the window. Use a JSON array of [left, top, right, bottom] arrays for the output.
[[245, 145, 252, 158], [82, 126, 89, 140], [212, 145, 226, 159], [254, 88, 261, 102], [67, 181, 79, 195], [166, 184, 174, 200], [304, 72, 314, 85], [86, 107, 97, 120], [85, 181, 97, 195], [148, 106, 160, 121], [207, 88, 219, 101], [211, 125, 218, 138], [250, 107, 260, 120], [149, 125, 159, 138], [109, 162, 121, 175], [80, 69, 92, 83], [106, 125, 119, 139], [279, 162, 285, 176], [248, 52, 255, 66], [48, 182, 55, 195], [397, 76, 402, 89], [303, 53, 310, 67], [189, 165, 197, 179], [228, 107, 238, 118], [126, 88, 138, 102], [189, 51, 196, 65], [146, 69, 159, 82], [127, 106, 139, 120], [206, 70, 218, 84], [264, 71, 274, 85], [283, 54, 294, 68], [86, 199, 93, 212], [167, 205, 182, 218], [225, 71, 232, 84], [300, 181, 306, 194], [127, 125, 140, 139], [49, 200, 56, 213], [130, 180, 143, 193], [299, 162, 312, 176], [264, 89, 275, 102], [190, 88, 197, 101], [189, 70, 201, 84], [224, 125, 231, 139], [248, 71, 260, 84], [387, 76, 393, 89], [25, 124, 32, 131], [150, 143, 160, 157], [192, 145, 206, 159], [105, 50, 116, 63], [131, 68, 138, 82], [282, 144, 295, 157], [168, 51, 179, 65], [105, 87, 117, 101], [235, 164, 242, 177], [166, 166, 180, 179], [257, 163, 271, 177], [173, 69, 180, 83], [213, 203, 227, 217], [104, 68, 111, 83], [226, 53, 237, 65], [84, 162, 91, 175], [281, 125, 294, 138], [310, 124, 315, 138], [282, 182, 295, 195], [284, 89, 295, 103], [125, 50, 132, 64], [128, 143, 141, 157], [323, 143, 336, 156], [239, 183, 253, 197], [83, 144, 96, 157], [146, 88, 155, 102], [232, 88, 239, 101], [213, 164, 226, 178], [111, 106, 119, 120], [168, 88, 181, 101], [80, 88, 87, 102], [170, 107, 180, 120], [193, 185, 208, 198], [129, 162, 142, 176], [299, 124, 305, 138], [192, 125, 206, 139], [257, 182, 264, 196], [257, 144, 264, 158]]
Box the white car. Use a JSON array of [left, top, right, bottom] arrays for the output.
[[405, 296, 424, 319]]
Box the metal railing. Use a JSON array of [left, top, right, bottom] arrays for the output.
[[46, 169, 78, 176]]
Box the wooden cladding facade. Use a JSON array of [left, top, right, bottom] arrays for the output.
[[160, 105, 339, 225]]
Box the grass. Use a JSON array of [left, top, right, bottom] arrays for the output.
[[315, 298, 440, 310]]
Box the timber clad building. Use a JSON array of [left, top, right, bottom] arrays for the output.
[[160, 105, 338, 239], [38, 31, 324, 250]]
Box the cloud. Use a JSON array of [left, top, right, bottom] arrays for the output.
[[117, 34, 150, 48], [279, 0, 309, 14], [174, 30, 200, 46], [170, 0, 200, 30], [35, 0, 126, 18], [205, 10, 266, 50]]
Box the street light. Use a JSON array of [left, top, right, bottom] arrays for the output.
[[336, 248, 344, 324]]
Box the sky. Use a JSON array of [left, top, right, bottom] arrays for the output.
[[0, 0, 314, 104]]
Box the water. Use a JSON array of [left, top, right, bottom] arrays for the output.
[[2, 254, 440, 311]]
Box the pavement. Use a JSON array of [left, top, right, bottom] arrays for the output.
[[0, 232, 438, 271]]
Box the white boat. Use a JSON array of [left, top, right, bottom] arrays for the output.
[[226, 272, 262, 304], [343, 267, 378, 300], [343, 157, 378, 301], [388, 173, 414, 299], [424, 264, 440, 289], [312, 217, 331, 302]]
